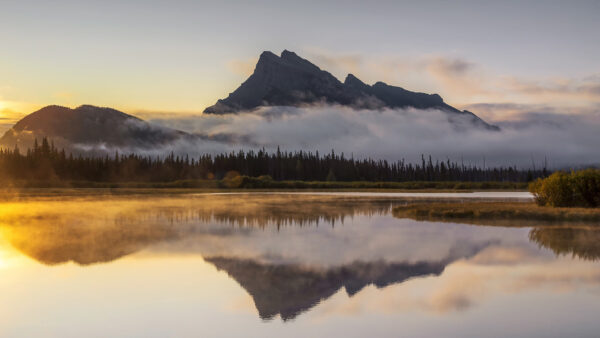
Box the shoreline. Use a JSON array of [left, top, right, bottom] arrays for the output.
[[393, 202, 600, 225], [0, 179, 529, 191], [0, 188, 532, 202]]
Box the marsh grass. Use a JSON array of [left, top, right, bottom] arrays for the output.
[[393, 202, 600, 225]]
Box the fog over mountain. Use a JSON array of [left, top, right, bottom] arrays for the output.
[[148, 105, 600, 168], [1, 50, 599, 168], [0, 105, 187, 150], [3, 104, 599, 168]]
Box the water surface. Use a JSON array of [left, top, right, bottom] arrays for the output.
[[0, 192, 598, 337]]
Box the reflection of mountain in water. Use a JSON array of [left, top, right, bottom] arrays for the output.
[[208, 258, 445, 320], [529, 227, 600, 261], [206, 240, 490, 321], [4, 194, 598, 320], [2, 199, 492, 320], [5, 219, 178, 266]]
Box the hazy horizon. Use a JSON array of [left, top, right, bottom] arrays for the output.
[[1, 1, 599, 123], [1, 1, 599, 168]]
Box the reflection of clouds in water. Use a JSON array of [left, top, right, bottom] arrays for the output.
[[0, 194, 532, 267], [4, 194, 533, 320], [311, 248, 600, 317], [468, 245, 553, 265], [157, 216, 529, 267], [429, 253, 600, 313], [2, 194, 600, 322]]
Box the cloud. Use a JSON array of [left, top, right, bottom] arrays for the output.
[[0, 108, 26, 135], [302, 50, 600, 111], [144, 105, 600, 168], [430, 58, 475, 76], [306, 51, 433, 91], [425, 57, 492, 100], [463, 102, 600, 121]]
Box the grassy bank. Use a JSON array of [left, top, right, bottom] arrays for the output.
[[393, 202, 600, 225], [0, 177, 528, 191]]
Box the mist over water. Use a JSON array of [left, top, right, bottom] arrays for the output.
[[138, 105, 600, 168], [1, 192, 600, 336]]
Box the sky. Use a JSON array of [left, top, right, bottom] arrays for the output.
[[0, 0, 599, 124]]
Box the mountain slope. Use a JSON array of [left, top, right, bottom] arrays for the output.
[[204, 50, 498, 130], [0, 105, 186, 150]]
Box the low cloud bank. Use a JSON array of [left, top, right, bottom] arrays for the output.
[[137, 105, 600, 168]]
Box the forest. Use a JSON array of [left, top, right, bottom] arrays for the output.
[[0, 138, 549, 184]]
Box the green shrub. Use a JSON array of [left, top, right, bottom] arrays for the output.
[[529, 169, 600, 207], [571, 169, 600, 207], [529, 178, 546, 205]]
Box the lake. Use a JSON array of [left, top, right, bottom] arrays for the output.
[[0, 192, 599, 338]]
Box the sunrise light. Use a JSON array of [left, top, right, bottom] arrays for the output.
[[0, 2, 599, 337]]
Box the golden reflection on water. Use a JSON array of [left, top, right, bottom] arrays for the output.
[[0, 194, 398, 266], [1, 192, 600, 325], [1, 193, 598, 266]]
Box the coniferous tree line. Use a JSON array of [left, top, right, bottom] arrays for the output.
[[0, 138, 549, 183]]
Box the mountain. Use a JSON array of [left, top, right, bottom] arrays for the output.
[[0, 51, 498, 151], [204, 50, 498, 130], [0, 105, 187, 150]]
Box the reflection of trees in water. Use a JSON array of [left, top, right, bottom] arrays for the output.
[[529, 227, 600, 261], [391, 205, 600, 262], [0, 195, 495, 320], [12, 196, 600, 320], [115, 197, 397, 229], [1, 195, 399, 266]]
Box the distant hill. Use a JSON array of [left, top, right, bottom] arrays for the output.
[[204, 50, 498, 130], [0, 51, 499, 151], [0, 105, 187, 150]]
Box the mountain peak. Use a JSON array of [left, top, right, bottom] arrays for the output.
[[203, 50, 347, 114], [344, 73, 361, 83], [344, 74, 369, 88], [254, 50, 322, 75], [255, 51, 279, 71], [77, 104, 102, 110], [280, 49, 297, 58], [258, 50, 278, 61], [280, 49, 322, 72], [373, 81, 389, 88], [280, 50, 308, 64], [203, 50, 498, 130]]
